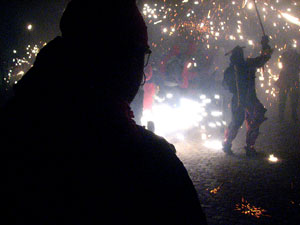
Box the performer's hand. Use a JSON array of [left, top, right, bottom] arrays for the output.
[[261, 35, 271, 50], [262, 48, 273, 56], [261, 35, 269, 46]]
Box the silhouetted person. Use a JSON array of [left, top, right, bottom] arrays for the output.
[[1, 1, 207, 224], [276, 47, 300, 122], [222, 36, 272, 156]]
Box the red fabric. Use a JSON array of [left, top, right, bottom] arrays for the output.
[[116, 100, 140, 135], [143, 83, 156, 110], [143, 65, 156, 110], [224, 101, 267, 147], [180, 61, 198, 89]]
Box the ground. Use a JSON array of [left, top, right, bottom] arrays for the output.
[[172, 108, 300, 225]]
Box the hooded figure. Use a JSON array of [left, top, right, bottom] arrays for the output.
[[276, 47, 300, 122], [1, 1, 207, 224], [222, 36, 272, 156]]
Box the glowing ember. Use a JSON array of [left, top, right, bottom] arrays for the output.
[[235, 197, 271, 218], [207, 183, 224, 194]]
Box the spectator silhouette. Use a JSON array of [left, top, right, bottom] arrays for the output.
[[277, 47, 300, 122], [1, 1, 207, 224]]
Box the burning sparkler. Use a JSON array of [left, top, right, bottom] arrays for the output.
[[5, 0, 300, 150], [142, 0, 300, 105]]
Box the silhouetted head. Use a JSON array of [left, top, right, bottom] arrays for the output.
[[60, 0, 149, 103], [229, 45, 245, 65]]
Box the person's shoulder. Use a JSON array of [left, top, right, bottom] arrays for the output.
[[34, 37, 64, 66], [136, 125, 177, 155], [12, 37, 65, 96]]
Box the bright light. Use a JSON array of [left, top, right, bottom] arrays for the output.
[[176, 133, 185, 141], [204, 140, 223, 150], [211, 111, 223, 117], [27, 24, 33, 31], [154, 95, 165, 103], [166, 93, 173, 99], [280, 12, 300, 26], [214, 94, 220, 99], [208, 122, 217, 128], [268, 154, 279, 163], [203, 98, 212, 104], [141, 98, 206, 136], [17, 71, 25, 76], [247, 3, 253, 10], [200, 94, 206, 99]]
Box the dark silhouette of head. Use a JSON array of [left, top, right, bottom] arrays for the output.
[[230, 45, 245, 65], [60, 0, 149, 103]]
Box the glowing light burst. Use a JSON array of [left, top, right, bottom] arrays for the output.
[[141, 92, 225, 151], [280, 12, 300, 26], [141, 97, 208, 136], [143, 0, 300, 105], [6, 42, 46, 86]]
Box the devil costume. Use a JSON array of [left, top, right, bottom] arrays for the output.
[[222, 36, 272, 156]]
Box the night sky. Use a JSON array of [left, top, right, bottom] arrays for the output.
[[0, 0, 69, 63]]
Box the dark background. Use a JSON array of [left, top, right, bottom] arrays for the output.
[[0, 0, 70, 102], [0, 0, 69, 59]]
